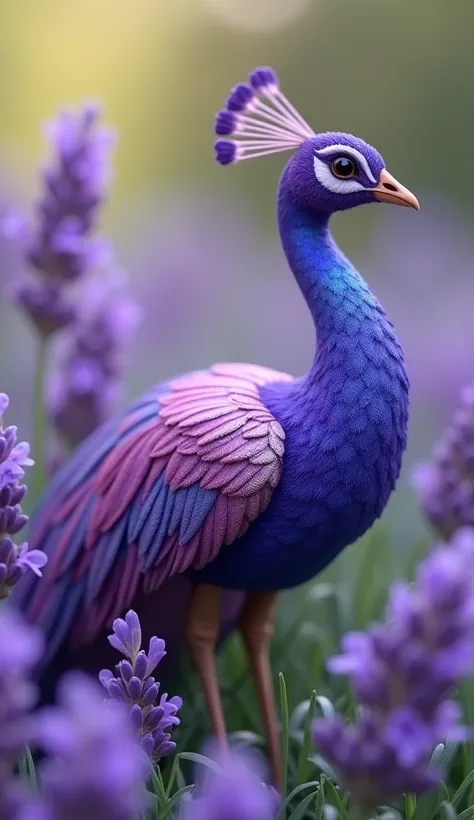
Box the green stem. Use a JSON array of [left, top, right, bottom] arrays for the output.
[[30, 335, 48, 510]]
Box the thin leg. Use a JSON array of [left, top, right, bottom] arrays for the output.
[[185, 583, 228, 749], [239, 591, 282, 789]]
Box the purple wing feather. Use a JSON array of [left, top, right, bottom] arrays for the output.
[[11, 364, 291, 663]]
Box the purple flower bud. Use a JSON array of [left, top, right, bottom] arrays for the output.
[[214, 140, 237, 166], [133, 651, 148, 680], [413, 380, 474, 538], [48, 273, 141, 448], [100, 609, 181, 761], [127, 676, 142, 701], [118, 659, 134, 683], [179, 744, 277, 820], [0, 396, 47, 599], [313, 529, 474, 813], [141, 682, 159, 708], [145, 636, 166, 675], [214, 110, 237, 136], [37, 672, 147, 819], [130, 703, 144, 729], [226, 83, 254, 113], [14, 276, 77, 336], [249, 66, 279, 91]]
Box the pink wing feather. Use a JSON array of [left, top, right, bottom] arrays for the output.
[[90, 363, 290, 578], [16, 363, 291, 652]]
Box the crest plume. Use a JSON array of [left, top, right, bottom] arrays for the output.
[[214, 67, 314, 165]]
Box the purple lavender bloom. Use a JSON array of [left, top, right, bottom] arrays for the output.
[[0, 394, 47, 598], [99, 609, 182, 761], [313, 528, 474, 813], [179, 744, 278, 820], [48, 274, 141, 448], [3, 105, 114, 337], [36, 672, 148, 820], [0, 609, 42, 820], [412, 381, 474, 539], [12, 278, 77, 338]]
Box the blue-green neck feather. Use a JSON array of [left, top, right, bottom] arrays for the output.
[[197, 191, 410, 590]]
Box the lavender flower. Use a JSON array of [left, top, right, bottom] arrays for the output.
[[313, 528, 474, 813], [179, 745, 277, 820], [412, 381, 474, 539], [4, 106, 114, 337], [35, 672, 148, 820], [0, 609, 42, 819], [99, 609, 182, 760], [48, 274, 141, 449], [0, 393, 47, 598]]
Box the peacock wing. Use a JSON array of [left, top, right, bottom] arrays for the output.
[[11, 363, 291, 664]]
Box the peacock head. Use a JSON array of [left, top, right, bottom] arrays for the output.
[[214, 67, 419, 216]]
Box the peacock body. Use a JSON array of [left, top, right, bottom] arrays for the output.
[[11, 67, 417, 782]]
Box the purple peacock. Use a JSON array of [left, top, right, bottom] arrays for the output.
[[11, 67, 418, 785]]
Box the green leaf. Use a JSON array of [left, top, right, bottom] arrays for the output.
[[314, 778, 325, 820], [453, 768, 474, 808], [457, 806, 474, 820], [412, 781, 446, 820], [322, 777, 348, 819], [297, 690, 317, 786], [277, 782, 322, 820], [440, 802, 458, 820], [288, 792, 319, 820], [165, 784, 195, 812], [18, 745, 37, 791], [177, 751, 222, 774], [165, 755, 180, 798], [279, 672, 290, 809], [149, 764, 171, 820], [405, 792, 416, 820], [460, 677, 474, 783]]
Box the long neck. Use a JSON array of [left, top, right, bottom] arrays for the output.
[[277, 191, 385, 391]]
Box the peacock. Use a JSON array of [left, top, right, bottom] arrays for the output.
[[11, 66, 418, 785]]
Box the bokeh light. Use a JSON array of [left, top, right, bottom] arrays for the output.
[[200, 0, 314, 32]]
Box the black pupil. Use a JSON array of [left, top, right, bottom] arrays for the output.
[[333, 157, 355, 177]]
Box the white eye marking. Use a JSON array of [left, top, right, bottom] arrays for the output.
[[315, 144, 377, 185], [313, 155, 365, 194]]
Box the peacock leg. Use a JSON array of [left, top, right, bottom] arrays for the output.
[[239, 591, 281, 788], [185, 583, 228, 749]]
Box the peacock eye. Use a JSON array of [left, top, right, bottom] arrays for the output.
[[331, 157, 357, 179]]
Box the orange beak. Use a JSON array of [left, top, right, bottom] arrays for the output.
[[373, 169, 420, 210]]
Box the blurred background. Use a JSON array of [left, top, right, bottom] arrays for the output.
[[1, 0, 473, 546]]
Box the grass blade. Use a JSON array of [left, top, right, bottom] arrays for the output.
[[288, 792, 319, 820], [279, 672, 290, 810], [297, 690, 317, 786], [177, 751, 222, 774], [277, 782, 322, 819]]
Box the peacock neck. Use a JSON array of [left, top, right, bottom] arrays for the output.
[[277, 191, 391, 394]]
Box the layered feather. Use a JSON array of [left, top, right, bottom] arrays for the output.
[[12, 363, 290, 663]]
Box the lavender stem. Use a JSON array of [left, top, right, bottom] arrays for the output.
[[30, 335, 48, 507]]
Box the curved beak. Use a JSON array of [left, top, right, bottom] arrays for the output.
[[373, 169, 420, 210]]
